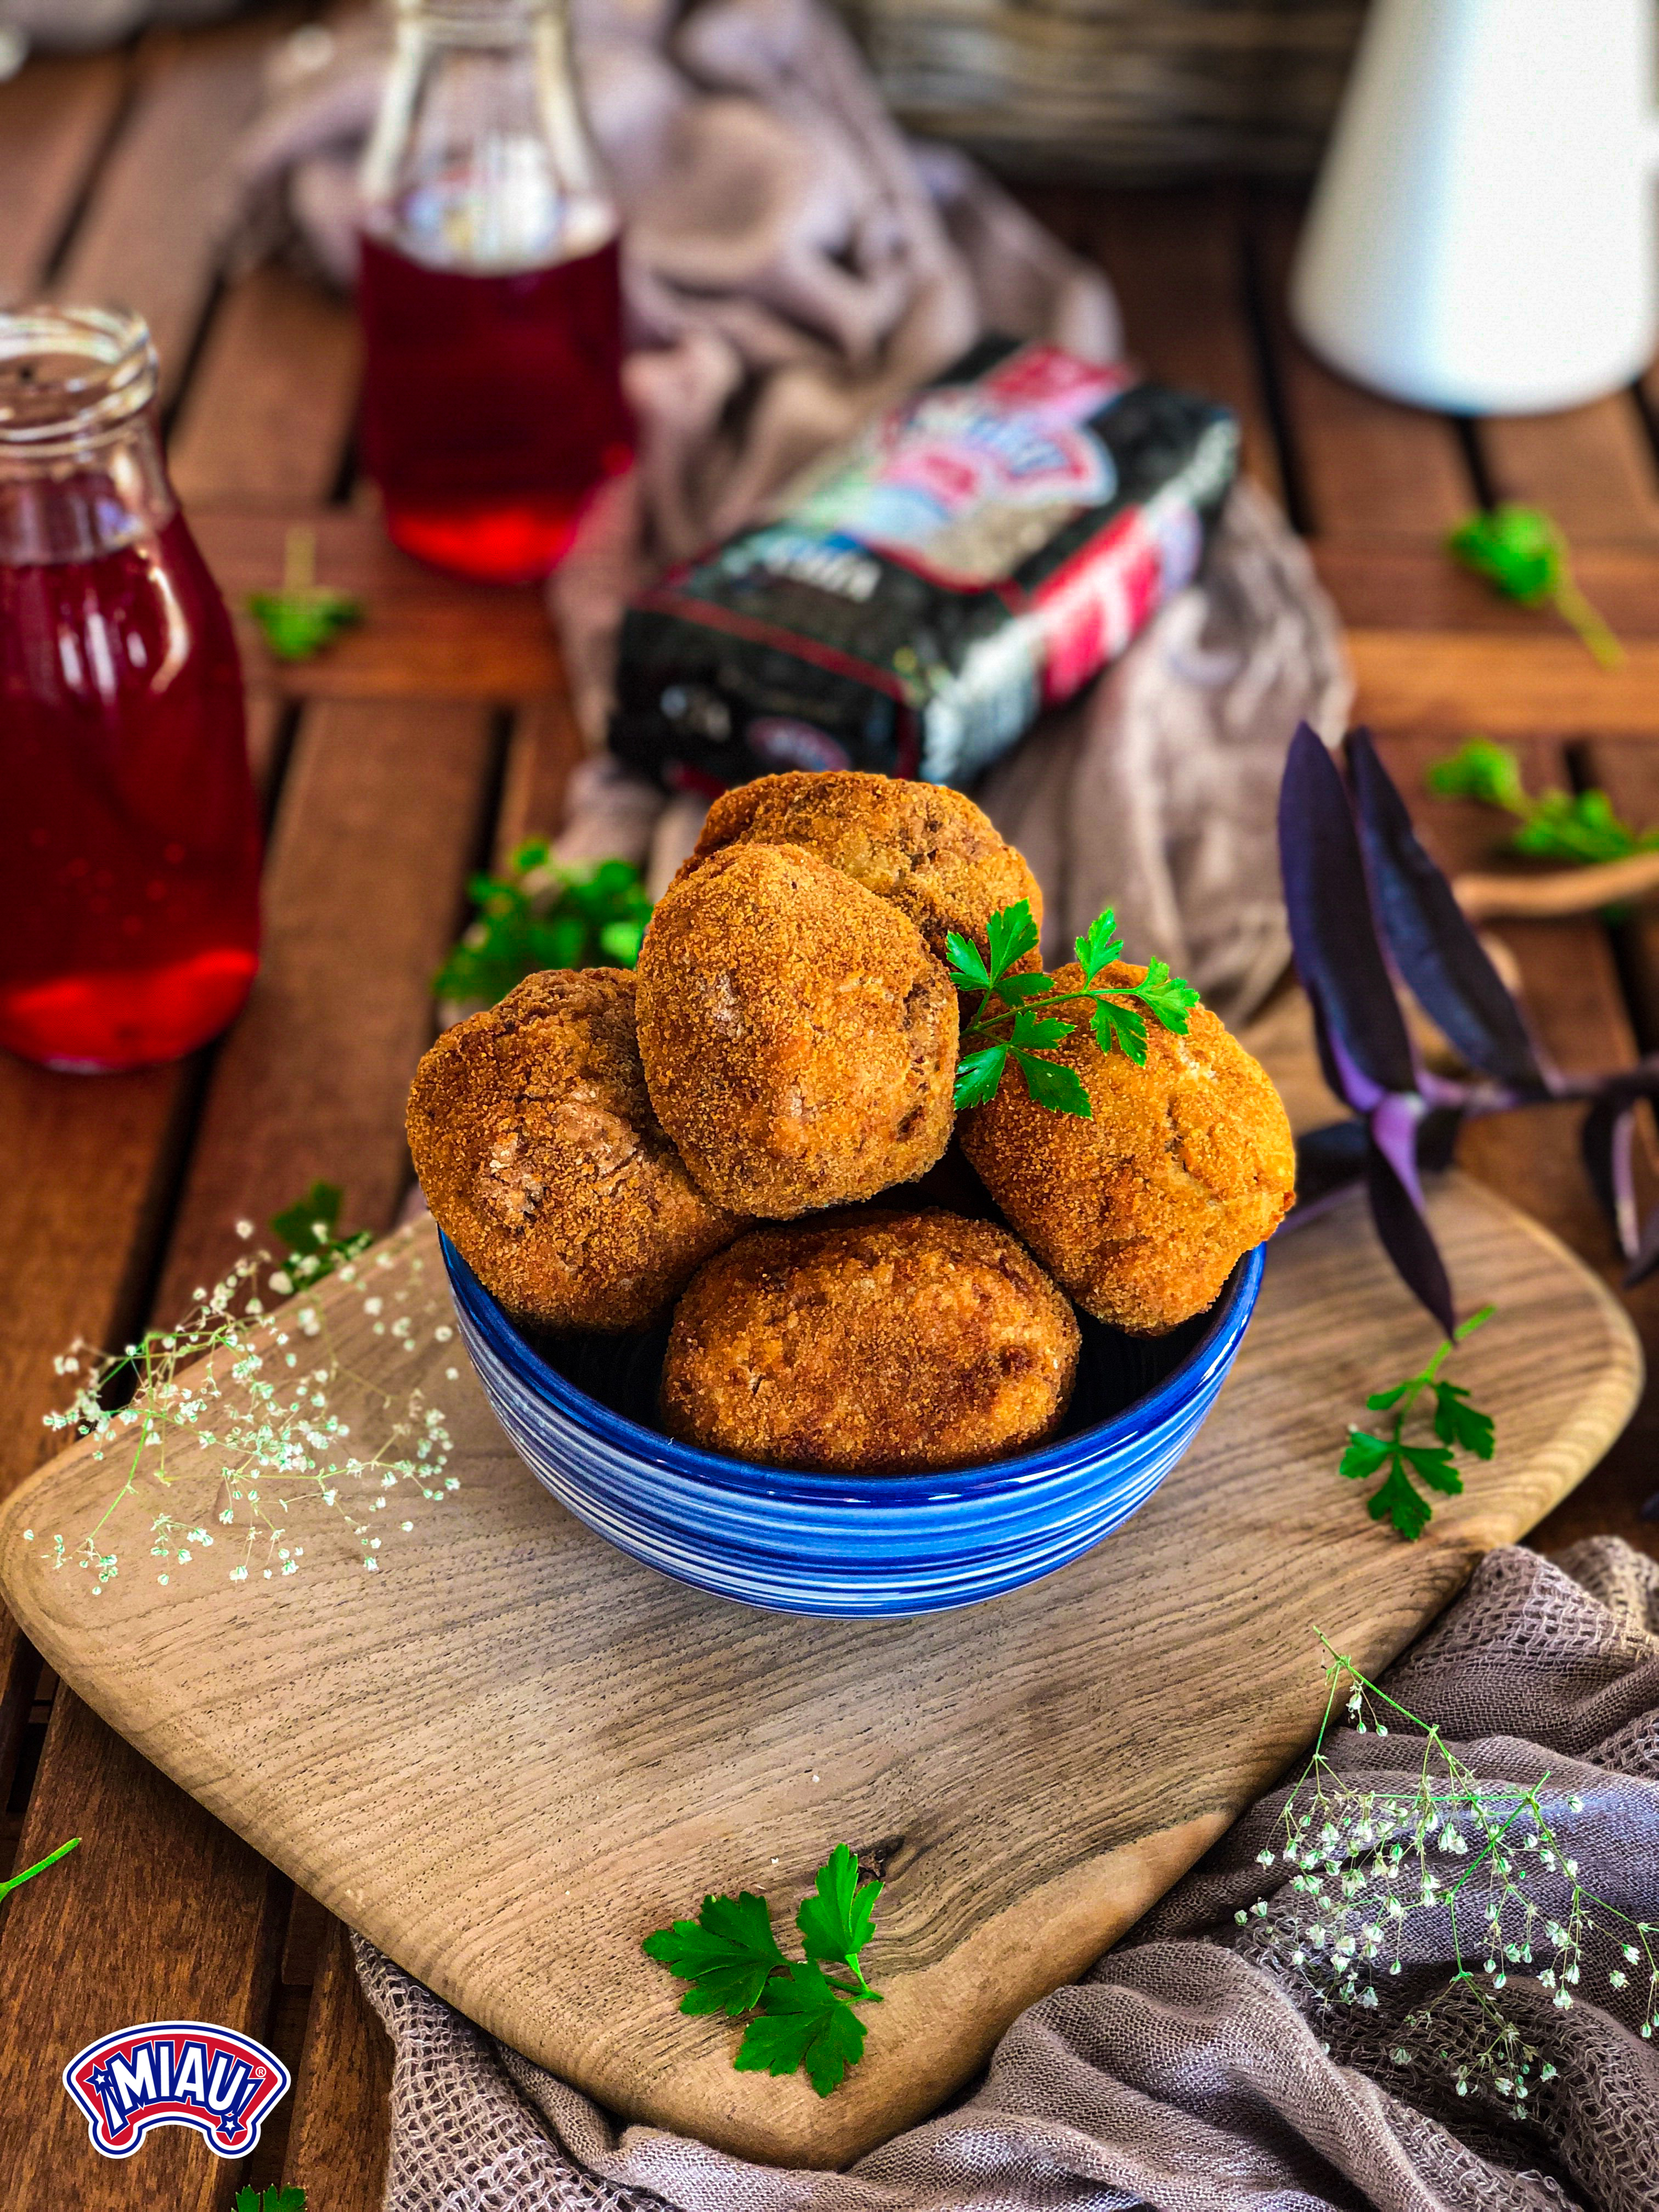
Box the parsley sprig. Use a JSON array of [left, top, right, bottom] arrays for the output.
[[1446, 505, 1621, 669], [643, 1844, 883, 2097], [947, 899, 1200, 1119], [269, 1181, 373, 1294], [1428, 736, 1659, 867], [1339, 1306, 1497, 1539], [235, 2188, 305, 2212], [435, 842, 653, 1015], [246, 526, 360, 663]]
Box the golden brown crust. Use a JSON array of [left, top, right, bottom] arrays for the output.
[[661, 1209, 1080, 1472], [634, 842, 958, 1218], [958, 962, 1296, 1336], [406, 968, 745, 1334], [674, 770, 1041, 962]]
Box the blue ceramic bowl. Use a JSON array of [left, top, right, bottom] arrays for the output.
[[441, 1233, 1262, 1617]]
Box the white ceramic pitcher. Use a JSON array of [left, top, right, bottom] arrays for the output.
[[1291, 0, 1659, 414]]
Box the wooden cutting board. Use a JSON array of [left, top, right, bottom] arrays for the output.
[[0, 1172, 1638, 2170]]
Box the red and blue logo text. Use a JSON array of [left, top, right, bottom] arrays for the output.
[[63, 2019, 291, 2159]]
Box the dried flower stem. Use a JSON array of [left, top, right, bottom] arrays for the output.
[[1237, 1636, 1659, 2109], [33, 1226, 461, 1593]]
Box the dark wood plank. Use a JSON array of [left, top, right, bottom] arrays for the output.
[[153, 698, 496, 1317], [1250, 191, 1469, 537], [0, 53, 129, 298], [1021, 182, 1282, 502], [170, 264, 360, 505], [494, 693, 589, 862], [0, 1688, 284, 2212], [1480, 394, 1659, 544], [194, 507, 562, 702], [1315, 538, 1659, 639], [280, 1917, 393, 2211], [0, 1629, 42, 1857], [1581, 742, 1659, 1052], [1347, 630, 1659, 740], [53, 16, 292, 404]]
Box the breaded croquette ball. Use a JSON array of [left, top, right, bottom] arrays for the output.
[[407, 968, 744, 1334], [958, 962, 1295, 1336], [661, 1210, 1080, 1471], [675, 770, 1041, 963], [634, 842, 957, 1218]]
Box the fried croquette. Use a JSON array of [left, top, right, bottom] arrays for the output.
[[634, 842, 957, 1217], [661, 1210, 1080, 1471], [958, 962, 1295, 1336], [675, 770, 1041, 962], [407, 968, 745, 1334]]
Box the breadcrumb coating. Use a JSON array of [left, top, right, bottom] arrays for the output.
[[661, 1209, 1079, 1471], [407, 968, 744, 1333], [676, 770, 1041, 961], [958, 962, 1295, 1336], [635, 841, 957, 1217]]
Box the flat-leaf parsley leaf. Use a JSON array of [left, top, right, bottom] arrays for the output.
[[644, 1847, 883, 2096], [1340, 1306, 1497, 1538], [735, 1962, 868, 2097], [641, 1889, 785, 2016], [946, 899, 1200, 1116]]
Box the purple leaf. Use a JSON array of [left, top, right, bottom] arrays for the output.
[[1625, 1203, 1659, 1290], [1346, 727, 1549, 1094], [1581, 1093, 1639, 1260], [1279, 723, 1418, 1110], [1366, 1130, 1458, 1336]]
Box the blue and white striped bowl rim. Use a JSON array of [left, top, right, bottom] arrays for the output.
[[442, 1233, 1262, 1617]]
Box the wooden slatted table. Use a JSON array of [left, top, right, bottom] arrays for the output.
[[2, 15, 1658, 2206]]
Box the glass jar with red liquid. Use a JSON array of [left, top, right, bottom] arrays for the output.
[[357, 0, 635, 585], [0, 307, 261, 1074]]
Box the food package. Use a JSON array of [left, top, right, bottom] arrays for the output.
[[610, 337, 1239, 793]]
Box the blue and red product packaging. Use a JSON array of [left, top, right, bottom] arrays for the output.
[[608, 335, 1239, 793]]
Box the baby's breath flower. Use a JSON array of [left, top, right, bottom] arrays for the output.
[[41, 1237, 458, 1594]]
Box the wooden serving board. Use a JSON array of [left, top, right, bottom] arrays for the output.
[[0, 1174, 1638, 2170]]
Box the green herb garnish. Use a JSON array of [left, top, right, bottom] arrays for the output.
[[269, 1181, 373, 1293], [644, 1843, 883, 2097], [1446, 505, 1621, 668], [247, 526, 361, 663], [435, 842, 653, 1014], [946, 898, 1200, 1119], [0, 1834, 80, 1905], [1339, 1306, 1496, 1539], [1428, 736, 1658, 866], [235, 2188, 306, 2212]]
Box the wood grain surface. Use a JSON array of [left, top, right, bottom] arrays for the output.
[[0, 1171, 1638, 2170]]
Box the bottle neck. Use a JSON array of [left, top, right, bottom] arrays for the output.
[[0, 307, 175, 567], [360, 0, 616, 273]]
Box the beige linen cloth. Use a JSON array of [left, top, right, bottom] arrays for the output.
[[357, 1539, 1659, 2211], [236, 0, 1350, 1025]]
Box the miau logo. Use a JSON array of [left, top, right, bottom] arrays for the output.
[[63, 2020, 291, 2159]]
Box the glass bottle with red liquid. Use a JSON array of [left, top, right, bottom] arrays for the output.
[[0, 307, 261, 1074], [357, 0, 634, 584]]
